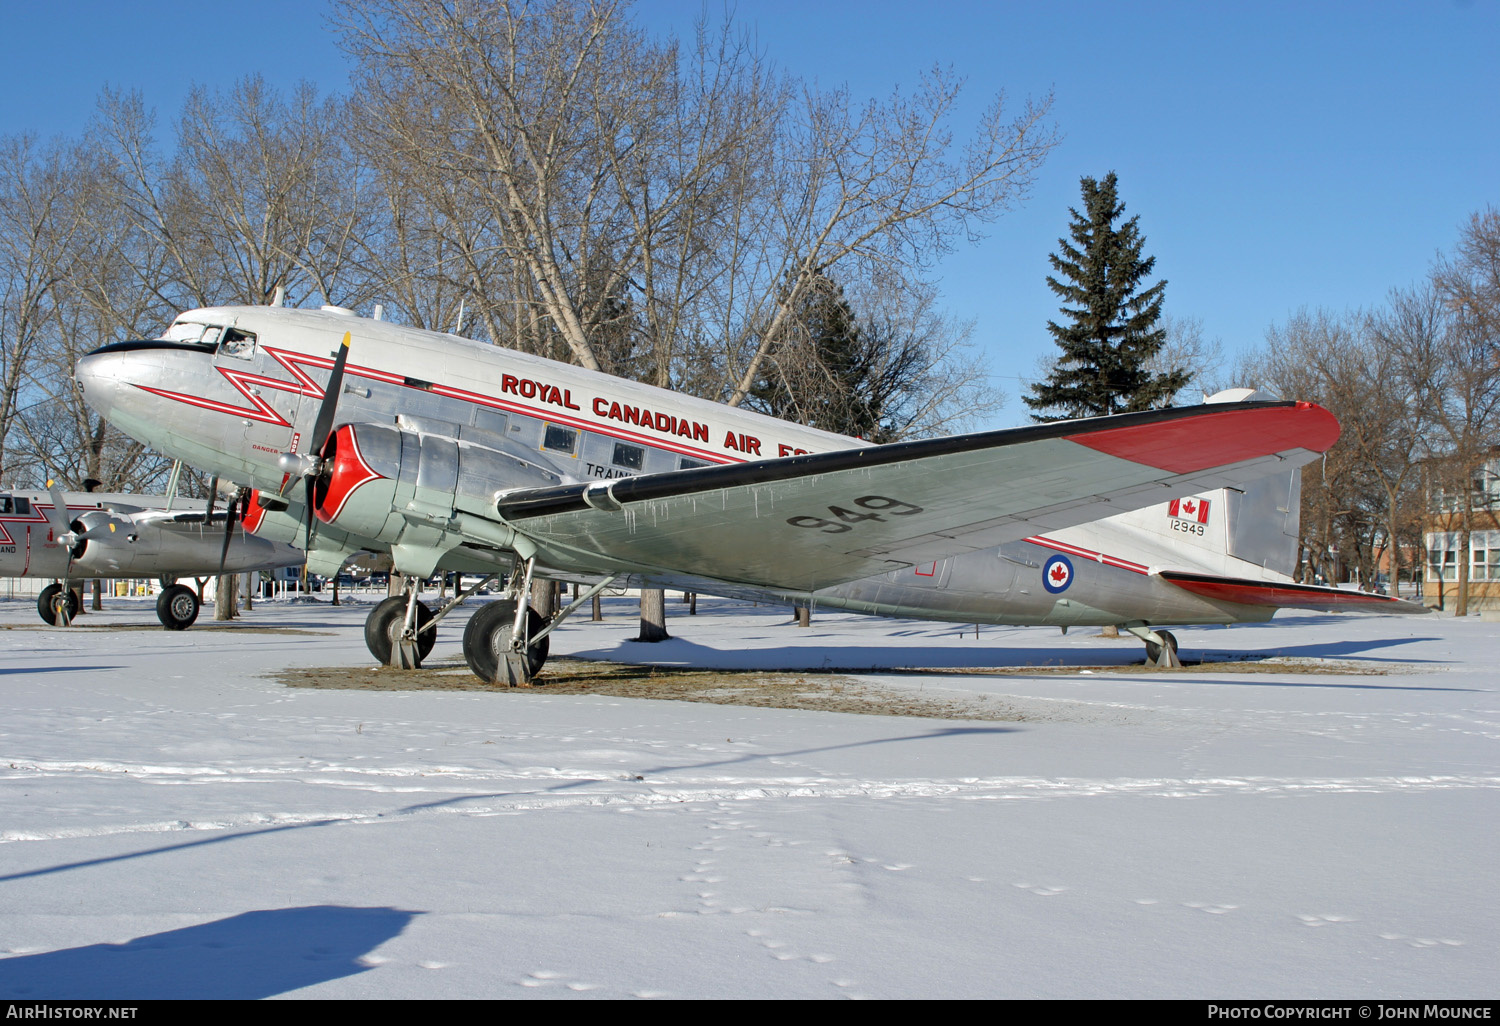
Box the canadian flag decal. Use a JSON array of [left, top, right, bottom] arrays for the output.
[[1168, 497, 1211, 524]]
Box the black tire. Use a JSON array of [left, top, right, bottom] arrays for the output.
[[37, 583, 80, 626], [462, 600, 549, 684], [364, 595, 437, 666], [1145, 629, 1178, 664], [157, 584, 200, 630]]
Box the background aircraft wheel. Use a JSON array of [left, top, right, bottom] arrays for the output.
[[364, 595, 436, 666], [156, 584, 200, 630], [37, 584, 80, 626], [462, 600, 550, 683], [1145, 629, 1178, 664]]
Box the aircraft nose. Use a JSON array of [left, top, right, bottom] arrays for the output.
[[74, 348, 125, 416], [74, 340, 173, 430]]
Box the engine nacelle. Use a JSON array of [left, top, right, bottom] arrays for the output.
[[309, 423, 568, 544], [68, 511, 303, 577]]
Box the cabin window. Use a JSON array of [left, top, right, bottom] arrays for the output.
[[10, 497, 29, 515], [215, 329, 254, 361], [217, 327, 256, 360], [0, 496, 11, 514], [612, 443, 644, 471], [679, 458, 708, 470], [542, 424, 577, 455]]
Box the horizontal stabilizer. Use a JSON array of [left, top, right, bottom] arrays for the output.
[[1160, 571, 1430, 614]]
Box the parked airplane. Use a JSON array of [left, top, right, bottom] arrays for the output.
[[73, 304, 1420, 681], [1, 481, 302, 628]]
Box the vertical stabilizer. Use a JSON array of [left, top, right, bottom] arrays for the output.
[[1207, 390, 1301, 578], [1222, 464, 1301, 577]]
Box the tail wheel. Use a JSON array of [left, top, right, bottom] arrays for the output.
[[364, 595, 436, 666], [462, 600, 550, 684], [156, 584, 200, 630], [1145, 629, 1178, 665], [37, 583, 81, 626]]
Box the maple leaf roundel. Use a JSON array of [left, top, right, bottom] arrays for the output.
[[1042, 554, 1074, 594]]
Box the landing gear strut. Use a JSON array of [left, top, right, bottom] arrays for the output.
[[361, 571, 505, 668], [358, 562, 617, 684]]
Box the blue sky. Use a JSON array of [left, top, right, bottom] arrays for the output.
[[2, 0, 1496, 425]]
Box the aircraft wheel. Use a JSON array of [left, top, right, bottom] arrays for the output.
[[156, 584, 200, 631], [364, 596, 436, 666], [462, 600, 549, 684], [37, 584, 80, 626], [1145, 629, 1178, 665]]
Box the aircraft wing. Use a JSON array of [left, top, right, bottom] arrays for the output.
[[494, 401, 1341, 592], [1158, 571, 1431, 614]]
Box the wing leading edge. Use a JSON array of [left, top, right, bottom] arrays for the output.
[[492, 401, 1341, 592]]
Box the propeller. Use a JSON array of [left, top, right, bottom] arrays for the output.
[[275, 331, 352, 550]]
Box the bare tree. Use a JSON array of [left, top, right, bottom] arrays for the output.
[[0, 136, 86, 484], [721, 72, 1055, 406], [171, 76, 372, 308], [1243, 309, 1411, 588], [1426, 208, 1500, 614], [1151, 314, 1226, 400]]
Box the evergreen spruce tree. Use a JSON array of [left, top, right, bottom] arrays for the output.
[[1025, 172, 1187, 421]]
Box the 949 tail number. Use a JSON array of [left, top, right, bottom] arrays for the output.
[[787, 495, 923, 533]]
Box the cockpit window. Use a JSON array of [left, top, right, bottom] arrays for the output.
[[159, 321, 227, 352], [162, 321, 210, 343]]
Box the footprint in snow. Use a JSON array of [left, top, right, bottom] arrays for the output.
[[1297, 913, 1355, 927], [1013, 882, 1068, 896], [1183, 901, 1238, 914]]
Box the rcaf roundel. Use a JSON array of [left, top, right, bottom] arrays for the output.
[[1042, 554, 1074, 593]]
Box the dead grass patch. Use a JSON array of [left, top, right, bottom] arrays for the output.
[[271, 653, 1387, 720]]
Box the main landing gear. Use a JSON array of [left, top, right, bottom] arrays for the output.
[[360, 560, 618, 686], [38, 578, 201, 630], [1123, 622, 1181, 668], [156, 583, 201, 630]]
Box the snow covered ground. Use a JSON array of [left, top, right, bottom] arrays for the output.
[[0, 593, 1494, 999]]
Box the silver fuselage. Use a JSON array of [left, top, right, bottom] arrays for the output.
[[76, 306, 1282, 628]]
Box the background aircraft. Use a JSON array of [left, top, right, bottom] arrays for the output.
[[74, 304, 1421, 681], [0, 481, 302, 628]]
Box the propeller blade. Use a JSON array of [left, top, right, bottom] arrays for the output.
[[42, 479, 73, 537], [44, 479, 83, 576], [303, 476, 316, 551], [309, 331, 352, 456], [278, 331, 351, 502], [217, 487, 244, 575]]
